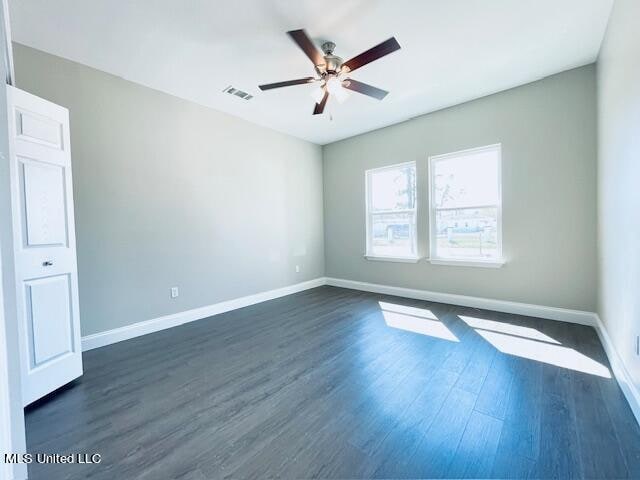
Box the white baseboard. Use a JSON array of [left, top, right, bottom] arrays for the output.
[[593, 314, 640, 425], [325, 276, 640, 426], [325, 277, 597, 326], [81, 277, 327, 351]]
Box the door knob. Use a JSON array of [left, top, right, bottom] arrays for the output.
[[42, 261, 53, 267]]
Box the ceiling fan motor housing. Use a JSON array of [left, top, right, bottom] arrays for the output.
[[316, 41, 343, 75], [320, 54, 344, 75]]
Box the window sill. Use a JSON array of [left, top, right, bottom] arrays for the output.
[[427, 258, 506, 268], [365, 255, 421, 264]]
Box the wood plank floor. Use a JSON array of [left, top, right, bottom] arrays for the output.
[[25, 286, 640, 479]]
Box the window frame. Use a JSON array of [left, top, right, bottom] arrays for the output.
[[365, 161, 418, 262], [427, 144, 504, 268]]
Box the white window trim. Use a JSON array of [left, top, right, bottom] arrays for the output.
[[427, 144, 504, 267], [365, 161, 418, 260], [426, 258, 505, 268], [364, 254, 420, 264]]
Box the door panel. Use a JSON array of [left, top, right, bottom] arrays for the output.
[[7, 86, 83, 406], [16, 108, 63, 148], [21, 159, 68, 247], [26, 275, 73, 366]]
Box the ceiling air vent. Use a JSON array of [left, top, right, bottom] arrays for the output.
[[223, 86, 253, 101]]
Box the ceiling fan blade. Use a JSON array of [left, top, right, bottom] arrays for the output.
[[287, 29, 325, 67], [259, 77, 316, 90], [313, 89, 329, 115], [342, 37, 401, 73], [342, 79, 388, 100]]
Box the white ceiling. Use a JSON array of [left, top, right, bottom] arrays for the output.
[[9, 0, 613, 145]]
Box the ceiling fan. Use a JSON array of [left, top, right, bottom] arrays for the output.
[[259, 29, 401, 115]]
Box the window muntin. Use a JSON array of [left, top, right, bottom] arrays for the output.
[[366, 162, 417, 258], [429, 145, 502, 262]]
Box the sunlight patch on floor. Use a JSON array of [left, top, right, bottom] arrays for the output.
[[459, 315, 560, 344], [475, 329, 611, 378], [379, 302, 458, 342]]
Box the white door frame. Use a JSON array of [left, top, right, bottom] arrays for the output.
[[0, 0, 27, 478], [0, 252, 27, 480]]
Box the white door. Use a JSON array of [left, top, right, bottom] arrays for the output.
[[6, 86, 83, 406]]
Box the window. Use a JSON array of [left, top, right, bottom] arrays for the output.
[[429, 144, 503, 266], [365, 162, 417, 261]]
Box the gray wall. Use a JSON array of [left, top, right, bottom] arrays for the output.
[[597, 0, 640, 387], [13, 43, 324, 337], [323, 65, 597, 311]]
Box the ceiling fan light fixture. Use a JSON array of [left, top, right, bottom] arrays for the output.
[[325, 76, 341, 94], [333, 85, 350, 104], [310, 86, 325, 104], [326, 76, 349, 104]]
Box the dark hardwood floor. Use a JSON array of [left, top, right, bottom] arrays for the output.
[[25, 286, 640, 479]]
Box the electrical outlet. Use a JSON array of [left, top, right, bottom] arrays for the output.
[[171, 287, 179, 299], [295, 265, 300, 273]]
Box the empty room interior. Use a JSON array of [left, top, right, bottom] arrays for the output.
[[1, 0, 639, 479]]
